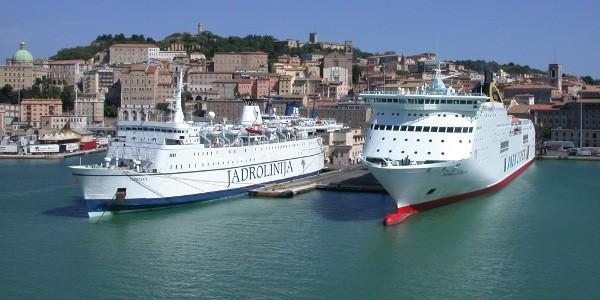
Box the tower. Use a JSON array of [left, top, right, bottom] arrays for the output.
[[548, 63, 562, 91], [197, 23, 204, 35], [344, 40, 353, 54], [309, 32, 318, 44]]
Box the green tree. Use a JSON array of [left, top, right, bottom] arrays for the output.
[[352, 65, 363, 84], [104, 104, 118, 117], [581, 76, 600, 85], [61, 85, 76, 111]]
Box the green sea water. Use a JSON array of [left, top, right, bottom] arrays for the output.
[[0, 155, 599, 299]]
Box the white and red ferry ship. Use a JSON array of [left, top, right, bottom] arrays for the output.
[[359, 67, 535, 225]]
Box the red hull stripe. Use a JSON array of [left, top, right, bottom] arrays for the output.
[[384, 159, 534, 226]]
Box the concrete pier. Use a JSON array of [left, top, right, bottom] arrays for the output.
[[248, 166, 386, 197], [0, 147, 106, 160]]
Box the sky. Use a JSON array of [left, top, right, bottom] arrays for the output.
[[1, 0, 599, 77]]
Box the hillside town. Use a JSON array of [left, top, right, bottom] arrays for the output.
[[1, 24, 599, 159]]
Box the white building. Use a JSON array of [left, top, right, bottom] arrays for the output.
[[41, 115, 87, 130], [154, 51, 188, 61], [109, 44, 160, 65], [323, 66, 349, 85]]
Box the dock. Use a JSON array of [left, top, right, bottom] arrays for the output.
[[248, 165, 386, 197], [0, 147, 106, 160]]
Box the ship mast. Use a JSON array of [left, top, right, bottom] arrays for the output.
[[169, 70, 185, 123]]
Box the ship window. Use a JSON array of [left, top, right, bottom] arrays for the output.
[[441, 152, 445, 155], [441, 100, 446, 104], [418, 99, 424, 104], [427, 152, 431, 155], [423, 126, 430, 132], [415, 126, 422, 131], [401, 151, 405, 153], [404, 139, 408, 141], [414, 151, 418, 154], [434, 100, 440, 104], [429, 139, 432, 142], [431, 127, 438, 132], [462, 127, 469, 133], [460, 100, 466, 104], [386, 125, 392, 130], [417, 139, 420, 142], [401, 125, 407, 131], [393, 125, 400, 131], [469, 127, 473, 133], [443, 114, 446, 117], [439, 127, 446, 132], [408, 126, 415, 132], [393, 99, 398, 103], [425, 99, 431, 104], [441, 140, 445, 143]]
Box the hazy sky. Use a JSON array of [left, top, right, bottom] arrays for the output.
[[1, 0, 599, 77]]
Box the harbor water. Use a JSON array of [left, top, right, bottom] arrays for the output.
[[0, 154, 599, 299]]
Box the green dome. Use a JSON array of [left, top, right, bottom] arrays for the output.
[[13, 42, 33, 62]]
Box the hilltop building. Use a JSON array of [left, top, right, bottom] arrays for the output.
[[0, 42, 49, 90]]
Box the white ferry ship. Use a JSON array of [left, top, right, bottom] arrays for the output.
[[70, 73, 343, 217], [359, 67, 535, 225]]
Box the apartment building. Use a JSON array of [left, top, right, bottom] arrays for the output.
[[19, 98, 63, 128]]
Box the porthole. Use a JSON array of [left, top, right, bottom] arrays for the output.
[[389, 150, 392, 153], [401, 151, 405, 153], [441, 140, 445, 143], [393, 138, 397, 141], [427, 152, 431, 155], [441, 152, 445, 155], [414, 151, 418, 154], [459, 140, 463, 143], [429, 139, 432, 142], [382, 137, 385, 140], [416, 139, 420, 142], [404, 138, 408, 141], [376, 149, 380, 152]]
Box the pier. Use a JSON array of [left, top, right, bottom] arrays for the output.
[[0, 147, 106, 160], [248, 165, 386, 197]]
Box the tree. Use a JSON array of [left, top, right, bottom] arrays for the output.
[[61, 85, 76, 111], [352, 65, 363, 84], [581, 76, 600, 85], [104, 104, 118, 117]]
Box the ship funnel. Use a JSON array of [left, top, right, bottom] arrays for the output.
[[238, 100, 262, 126]]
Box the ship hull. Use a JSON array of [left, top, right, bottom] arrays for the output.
[[72, 153, 323, 217], [364, 147, 535, 225]]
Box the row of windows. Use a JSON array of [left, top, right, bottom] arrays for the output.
[[376, 149, 448, 156], [366, 98, 480, 105], [371, 124, 473, 133], [119, 127, 186, 133], [376, 112, 465, 118]]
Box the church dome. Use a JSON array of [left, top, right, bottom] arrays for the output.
[[13, 42, 33, 62]]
